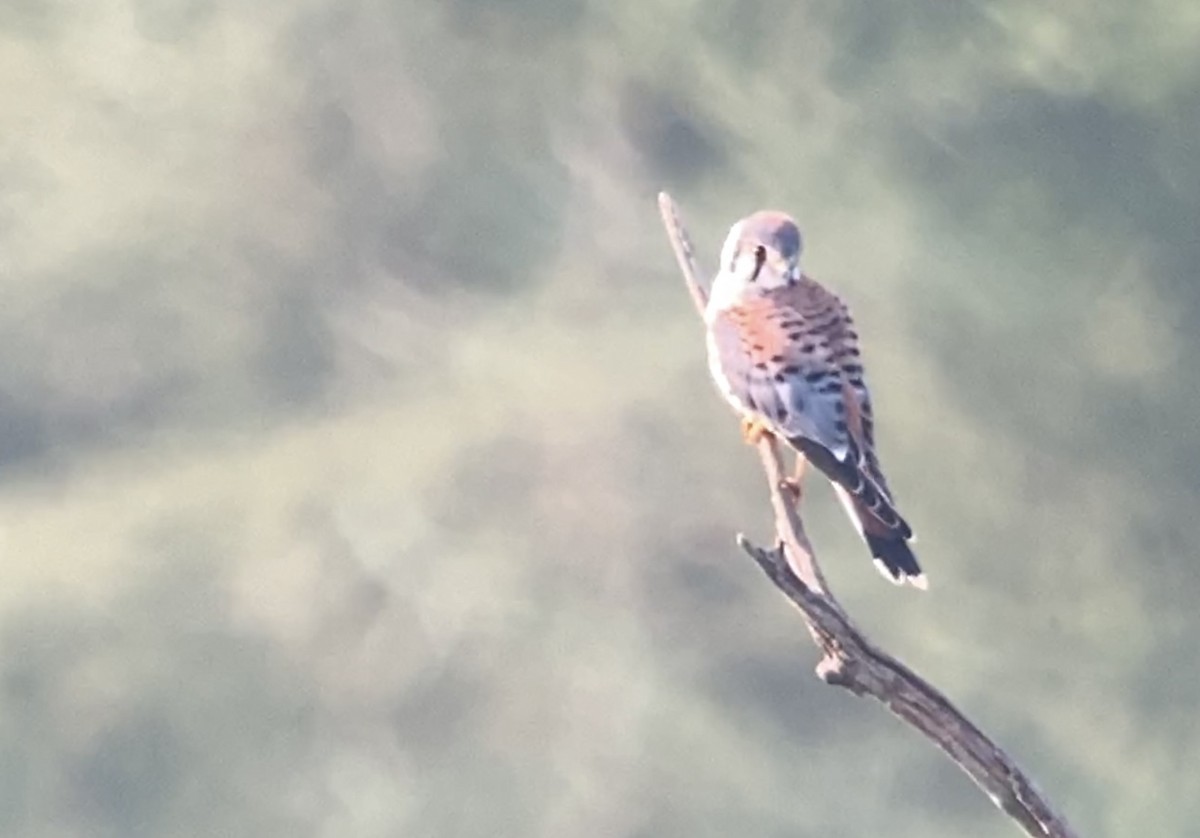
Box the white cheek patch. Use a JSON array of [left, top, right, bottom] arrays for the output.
[[719, 221, 744, 271], [706, 269, 746, 315]]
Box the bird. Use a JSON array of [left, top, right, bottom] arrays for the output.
[[704, 210, 926, 589]]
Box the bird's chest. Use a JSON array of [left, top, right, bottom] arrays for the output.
[[705, 330, 752, 416], [705, 299, 810, 416]]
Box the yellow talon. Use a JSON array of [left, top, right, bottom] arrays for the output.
[[740, 416, 772, 445]]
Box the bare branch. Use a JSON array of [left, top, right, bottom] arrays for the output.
[[657, 192, 709, 314], [657, 191, 1079, 838]]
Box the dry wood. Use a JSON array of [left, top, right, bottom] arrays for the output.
[[657, 191, 1079, 838]]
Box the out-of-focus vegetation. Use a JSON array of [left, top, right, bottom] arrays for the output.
[[1, 1, 1197, 836]]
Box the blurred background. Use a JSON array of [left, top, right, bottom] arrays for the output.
[[1, 1, 1197, 836]]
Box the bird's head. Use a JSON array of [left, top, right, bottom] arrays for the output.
[[711, 211, 803, 308]]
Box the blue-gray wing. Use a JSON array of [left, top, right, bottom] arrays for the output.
[[706, 300, 849, 460]]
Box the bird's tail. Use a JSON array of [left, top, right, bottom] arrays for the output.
[[831, 485, 926, 589], [790, 436, 927, 589]]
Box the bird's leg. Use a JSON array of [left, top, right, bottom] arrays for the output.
[[740, 416, 773, 445], [742, 419, 802, 505], [792, 452, 808, 485]]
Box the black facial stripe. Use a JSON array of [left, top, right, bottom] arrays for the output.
[[751, 245, 766, 282]]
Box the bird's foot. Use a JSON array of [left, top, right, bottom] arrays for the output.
[[740, 416, 773, 445], [779, 476, 803, 506]]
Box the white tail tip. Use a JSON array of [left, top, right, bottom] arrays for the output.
[[873, 559, 929, 591]]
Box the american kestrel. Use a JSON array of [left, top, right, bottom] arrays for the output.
[[705, 210, 926, 588]]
